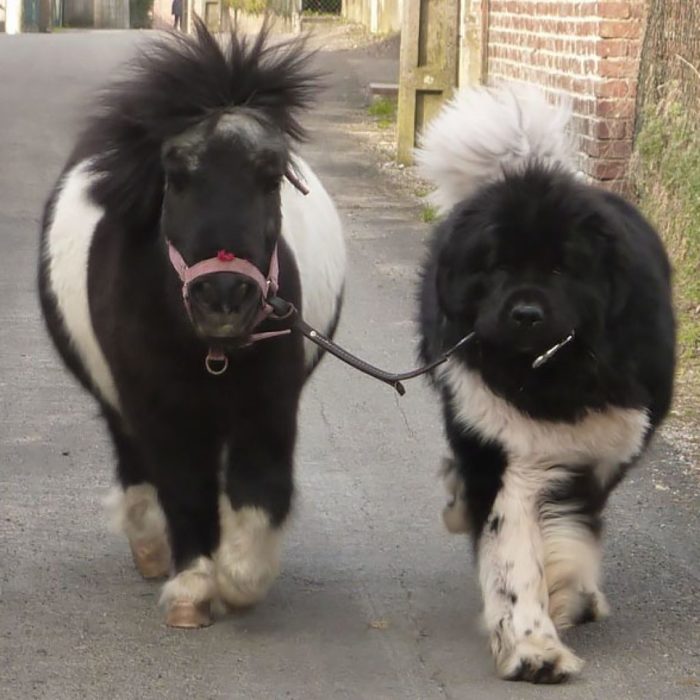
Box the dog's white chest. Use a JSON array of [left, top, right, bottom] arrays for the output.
[[440, 360, 649, 469]]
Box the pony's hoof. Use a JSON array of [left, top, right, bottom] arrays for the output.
[[165, 600, 212, 628], [130, 538, 171, 579]]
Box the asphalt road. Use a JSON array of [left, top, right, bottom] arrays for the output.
[[0, 30, 698, 700]]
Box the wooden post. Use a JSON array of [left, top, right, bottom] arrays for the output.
[[397, 0, 460, 165], [458, 0, 486, 87]]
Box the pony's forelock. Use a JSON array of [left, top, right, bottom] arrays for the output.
[[75, 18, 321, 229]]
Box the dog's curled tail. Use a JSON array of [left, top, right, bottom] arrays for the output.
[[416, 85, 574, 213]]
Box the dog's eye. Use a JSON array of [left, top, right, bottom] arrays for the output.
[[552, 268, 563, 276]]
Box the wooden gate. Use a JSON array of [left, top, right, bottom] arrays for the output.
[[397, 0, 460, 164]]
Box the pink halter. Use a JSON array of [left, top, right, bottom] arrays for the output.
[[167, 241, 290, 374]]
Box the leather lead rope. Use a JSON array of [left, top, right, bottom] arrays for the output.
[[266, 296, 475, 396]]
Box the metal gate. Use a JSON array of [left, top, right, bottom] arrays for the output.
[[301, 0, 340, 13]]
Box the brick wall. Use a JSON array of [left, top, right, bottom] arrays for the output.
[[482, 0, 647, 192]]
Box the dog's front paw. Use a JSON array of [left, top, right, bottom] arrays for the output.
[[495, 635, 583, 684]]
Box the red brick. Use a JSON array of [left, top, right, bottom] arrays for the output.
[[596, 39, 629, 58], [599, 57, 639, 77], [596, 2, 631, 20], [591, 118, 630, 140], [595, 97, 635, 118], [595, 78, 636, 98], [589, 159, 628, 180], [600, 19, 642, 39]]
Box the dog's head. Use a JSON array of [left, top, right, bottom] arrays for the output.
[[435, 167, 628, 363]]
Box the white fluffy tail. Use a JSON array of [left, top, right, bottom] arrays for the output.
[[416, 85, 574, 213]]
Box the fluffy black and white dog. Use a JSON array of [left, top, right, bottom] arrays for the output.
[[417, 87, 675, 682]]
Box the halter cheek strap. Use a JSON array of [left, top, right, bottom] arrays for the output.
[[167, 241, 290, 374]]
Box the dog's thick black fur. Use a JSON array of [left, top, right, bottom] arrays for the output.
[[417, 87, 675, 683], [421, 166, 675, 528]]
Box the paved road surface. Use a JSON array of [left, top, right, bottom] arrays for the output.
[[0, 30, 698, 700]]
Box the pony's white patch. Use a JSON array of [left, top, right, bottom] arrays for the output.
[[479, 462, 583, 680], [440, 361, 649, 469], [281, 156, 346, 367], [214, 496, 282, 607], [106, 484, 171, 578], [105, 483, 167, 543], [45, 160, 120, 410], [160, 556, 216, 606], [416, 84, 574, 214], [540, 504, 609, 629]]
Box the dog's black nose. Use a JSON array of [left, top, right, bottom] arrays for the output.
[[190, 273, 257, 315], [510, 302, 545, 327]]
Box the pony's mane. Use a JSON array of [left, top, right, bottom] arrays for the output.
[[74, 19, 320, 229]]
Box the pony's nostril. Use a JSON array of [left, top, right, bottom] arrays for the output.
[[510, 302, 545, 327], [190, 280, 218, 310], [227, 281, 254, 313], [191, 275, 256, 316]]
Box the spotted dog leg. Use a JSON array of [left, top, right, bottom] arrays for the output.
[[479, 466, 583, 683]]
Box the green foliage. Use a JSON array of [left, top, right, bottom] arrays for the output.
[[368, 97, 397, 130], [420, 204, 438, 224], [129, 0, 153, 28], [414, 184, 433, 198], [223, 0, 266, 12], [632, 82, 700, 397]]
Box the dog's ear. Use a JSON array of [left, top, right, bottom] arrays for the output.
[[435, 212, 489, 322], [436, 254, 470, 320], [589, 208, 633, 321]]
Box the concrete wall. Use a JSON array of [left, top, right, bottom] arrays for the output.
[[342, 0, 402, 34], [5, 0, 23, 33]]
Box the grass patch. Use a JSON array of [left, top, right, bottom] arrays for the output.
[[414, 184, 433, 198], [420, 204, 439, 223], [631, 82, 700, 414], [368, 97, 397, 130]]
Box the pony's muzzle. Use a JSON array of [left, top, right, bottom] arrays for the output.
[[189, 271, 262, 338]]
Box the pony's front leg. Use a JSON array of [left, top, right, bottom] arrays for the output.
[[214, 399, 299, 609], [139, 429, 222, 628]]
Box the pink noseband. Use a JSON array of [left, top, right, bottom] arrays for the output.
[[167, 241, 290, 374]]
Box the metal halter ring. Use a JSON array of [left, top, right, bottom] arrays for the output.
[[205, 354, 229, 376]]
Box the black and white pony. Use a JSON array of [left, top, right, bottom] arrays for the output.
[[38, 23, 345, 627]]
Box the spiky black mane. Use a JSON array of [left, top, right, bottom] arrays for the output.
[[73, 19, 320, 230]]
